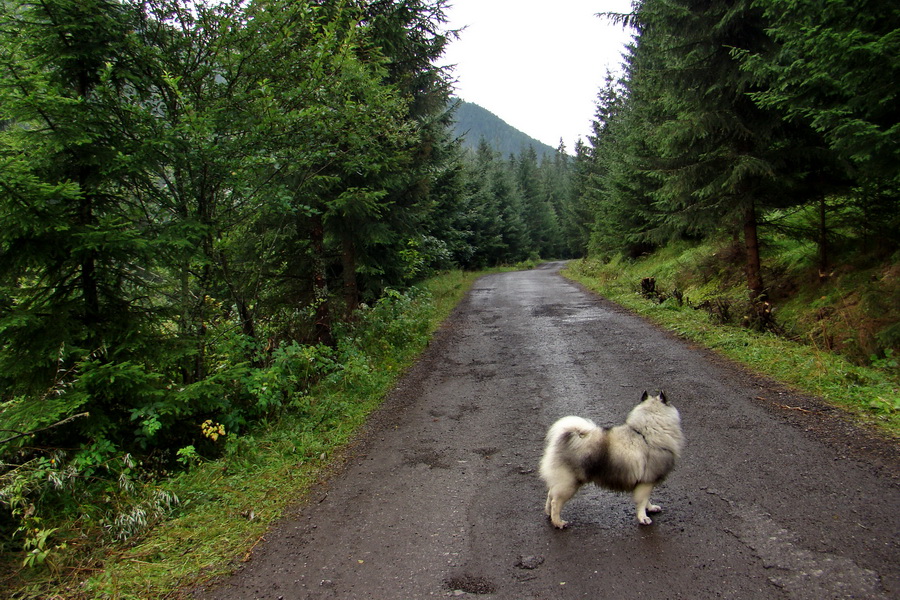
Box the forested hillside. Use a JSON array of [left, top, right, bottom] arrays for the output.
[[569, 0, 898, 361], [451, 100, 557, 161]]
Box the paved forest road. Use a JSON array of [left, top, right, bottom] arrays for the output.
[[195, 263, 899, 599]]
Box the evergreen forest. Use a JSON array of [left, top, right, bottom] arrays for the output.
[[573, 0, 898, 353], [0, 0, 578, 577], [0, 0, 897, 590]]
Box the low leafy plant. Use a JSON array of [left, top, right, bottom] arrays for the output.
[[871, 348, 898, 371], [0, 269, 485, 599]]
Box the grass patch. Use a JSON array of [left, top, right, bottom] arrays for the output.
[[3, 269, 486, 600], [566, 258, 900, 437]]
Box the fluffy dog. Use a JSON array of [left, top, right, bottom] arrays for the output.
[[540, 391, 684, 528]]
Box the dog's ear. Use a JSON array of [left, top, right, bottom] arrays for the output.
[[659, 391, 668, 404], [640, 390, 649, 402]]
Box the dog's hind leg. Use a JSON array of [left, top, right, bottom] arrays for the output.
[[546, 481, 578, 529], [632, 482, 657, 525]]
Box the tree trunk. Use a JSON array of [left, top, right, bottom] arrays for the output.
[[310, 213, 333, 346], [174, 192, 199, 384], [179, 258, 194, 383], [195, 313, 207, 382], [78, 198, 100, 328], [74, 70, 101, 334], [743, 201, 765, 302], [818, 196, 829, 281], [341, 233, 358, 321], [217, 250, 257, 341]]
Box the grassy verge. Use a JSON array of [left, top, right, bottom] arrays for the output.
[[5, 269, 486, 600], [565, 258, 900, 438]]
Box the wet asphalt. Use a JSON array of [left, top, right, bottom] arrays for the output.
[[194, 263, 899, 599]]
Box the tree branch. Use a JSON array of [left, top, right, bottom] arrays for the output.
[[0, 412, 90, 446]]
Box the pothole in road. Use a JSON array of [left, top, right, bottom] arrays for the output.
[[402, 448, 451, 470], [444, 574, 496, 595], [473, 447, 499, 459]]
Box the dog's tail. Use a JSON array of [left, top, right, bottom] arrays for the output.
[[545, 415, 599, 448]]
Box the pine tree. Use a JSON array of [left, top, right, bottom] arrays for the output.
[[459, 139, 505, 267], [569, 139, 595, 255], [581, 68, 657, 258], [516, 146, 560, 258], [543, 140, 577, 257], [492, 162, 531, 263], [0, 0, 166, 437], [737, 0, 899, 248], [350, 0, 458, 298], [619, 0, 826, 302]]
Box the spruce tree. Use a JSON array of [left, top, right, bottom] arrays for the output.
[[516, 145, 560, 258], [0, 0, 166, 439], [543, 140, 576, 257], [583, 68, 658, 258], [620, 0, 826, 302], [569, 139, 596, 255], [492, 163, 531, 263], [737, 0, 899, 248], [351, 0, 458, 296]]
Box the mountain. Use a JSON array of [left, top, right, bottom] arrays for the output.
[[450, 100, 558, 161]]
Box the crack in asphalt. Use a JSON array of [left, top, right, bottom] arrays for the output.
[[733, 504, 884, 599]]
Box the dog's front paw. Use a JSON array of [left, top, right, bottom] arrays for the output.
[[647, 504, 662, 514], [637, 515, 653, 525], [550, 518, 569, 529]]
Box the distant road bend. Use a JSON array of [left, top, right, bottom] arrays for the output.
[[195, 262, 899, 599]]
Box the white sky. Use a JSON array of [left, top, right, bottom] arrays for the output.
[[441, 0, 636, 150]]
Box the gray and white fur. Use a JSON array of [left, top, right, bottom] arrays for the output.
[[540, 391, 684, 528]]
